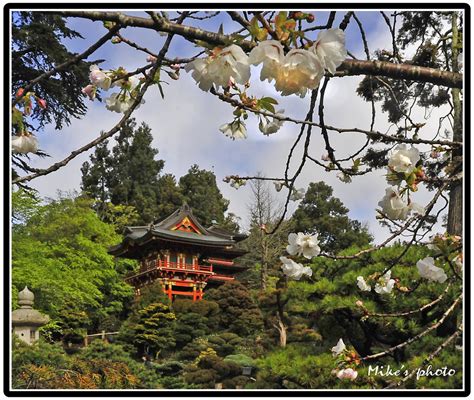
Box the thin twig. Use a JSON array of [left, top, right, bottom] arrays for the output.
[[360, 293, 462, 361]]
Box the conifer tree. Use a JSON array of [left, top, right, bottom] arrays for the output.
[[12, 12, 91, 130], [291, 182, 373, 254], [178, 165, 230, 227]]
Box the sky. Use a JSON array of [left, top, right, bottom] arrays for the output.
[[13, 9, 454, 244]]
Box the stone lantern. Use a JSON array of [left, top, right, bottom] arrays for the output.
[[12, 287, 49, 345]]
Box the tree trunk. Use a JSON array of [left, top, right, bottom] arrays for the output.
[[447, 12, 463, 236], [275, 316, 287, 348], [260, 229, 267, 290]]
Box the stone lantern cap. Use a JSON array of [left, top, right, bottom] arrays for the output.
[[12, 286, 50, 327]]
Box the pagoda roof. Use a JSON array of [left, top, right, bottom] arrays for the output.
[[108, 204, 248, 258]]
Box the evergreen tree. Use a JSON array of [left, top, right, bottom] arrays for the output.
[[80, 141, 111, 217], [291, 182, 373, 254], [206, 281, 264, 336], [107, 120, 165, 223], [12, 12, 91, 130], [179, 165, 230, 227], [81, 119, 166, 224], [155, 173, 185, 220]]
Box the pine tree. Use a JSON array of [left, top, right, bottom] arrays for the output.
[[291, 181, 373, 254], [178, 165, 230, 227]]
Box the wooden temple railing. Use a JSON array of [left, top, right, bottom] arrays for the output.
[[124, 259, 214, 282]]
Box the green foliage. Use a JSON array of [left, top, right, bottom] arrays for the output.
[[291, 181, 373, 254], [176, 338, 212, 361], [120, 302, 176, 358], [184, 352, 243, 388], [224, 353, 257, 367], [12, 338, 141, 389], [11, 194, 134, 338], [11, 189, 40, 225], [174, 313, 210, 347], [207, 332, 243, 357], [206, 281, 264, 336]]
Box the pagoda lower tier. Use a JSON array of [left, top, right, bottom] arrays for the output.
[[109, 204, 249, 301], [124, 258, 246, 300]]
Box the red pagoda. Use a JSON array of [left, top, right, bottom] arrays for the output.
[[109, 204, 248, 301]]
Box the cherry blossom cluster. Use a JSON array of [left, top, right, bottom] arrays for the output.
[[184, 28, 346, 140], [185, 29, 346, 98], [11, 89, 47, 154], [279, 232, 320, 281], [356, 270, 396, 295], [223, 176, 248, 189], [82, 65, 145, 114], [331, 339, 360, 381], [377, 145, 425, 221], [273, 180, 305, 201], [217, 77, 286, 140]]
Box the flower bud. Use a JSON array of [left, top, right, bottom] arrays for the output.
[[306, 14, 315, 23], [16, 88, 25, 98], [37, 98, 47, 109]]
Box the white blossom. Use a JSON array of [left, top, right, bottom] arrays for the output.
[[409, 202, 425, 216], [331, 338, 346, 357], [287, 232, 321, 259], [357, 276, 371, 292], [290, 188, 305, 201], [259, 109, 285, 135], [416, 257, 448, 283], [229, 178, 246, 189], [387, 144, 420, 174], [274, 49, 324, 97], [89, 65, 112, 90], [105, 93, 143, 113], [374, 270, 395, 294], [274, 181, 285, 192], [12, 134, 38, 154], [219, 120, 247, 140], [377, 187, 411, 220], [321, 154, 330, 162], [337, 172, 352, 183], [336, 368, 358, 381], [248, 40, 285, 83], [280, 256, 312, 280], [311, 28, 347, 74], [185, 45, 250, 91]]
